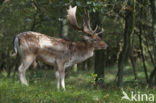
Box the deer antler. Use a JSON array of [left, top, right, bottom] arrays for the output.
[[67, 5, 103, 36], [67, 6, 81, 30]]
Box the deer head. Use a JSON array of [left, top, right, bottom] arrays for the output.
[[67, 6, 108, 50]]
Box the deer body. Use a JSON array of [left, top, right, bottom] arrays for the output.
[[14, 6, 108, 90], [14, 31, 95, 89], [15, 31, 94, 67]]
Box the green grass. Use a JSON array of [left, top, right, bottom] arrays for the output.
[[0, 65, 156, 103]]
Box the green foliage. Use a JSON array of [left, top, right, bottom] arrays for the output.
[[89, 72, 97, 85]]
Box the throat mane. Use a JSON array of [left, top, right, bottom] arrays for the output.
[[65, 42, 94, 68]]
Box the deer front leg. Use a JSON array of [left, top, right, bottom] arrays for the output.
[[58, 64, 65, 90], [60, 70, 65, 90]]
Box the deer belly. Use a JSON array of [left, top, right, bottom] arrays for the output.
[[65, 53, 94, 68], [38, 55, 56, 65], [64, 57, 84, 68], [65, 61, 73, 68]]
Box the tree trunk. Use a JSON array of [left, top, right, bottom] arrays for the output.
[[130, 55, 137, 80], [94, 50, 105, 85], [117, 1, 134, 87], [138, 30, 149, 83], [149, 67, 156, 86], [149, 0, 156, 86], [130, 24, 137, 80], [145, 39, 155, 66], [93, 12, 105, 86], [78, 61, 88, 70]]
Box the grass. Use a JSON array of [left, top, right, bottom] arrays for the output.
[[0, 64, 156, 103]]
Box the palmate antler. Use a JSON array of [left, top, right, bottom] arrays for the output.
[[67, 6, 103, 36]]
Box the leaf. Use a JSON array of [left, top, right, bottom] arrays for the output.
[[76, 1, 81, 6], [87, 1, 91, 5], [93, 8, 96, 13]]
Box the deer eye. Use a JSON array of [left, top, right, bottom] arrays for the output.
[[93, 39, 98, 42]]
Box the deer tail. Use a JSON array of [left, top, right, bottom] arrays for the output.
[[12, 36, 19, 56]]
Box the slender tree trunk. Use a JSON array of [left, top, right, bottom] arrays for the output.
[[78, 61, 88, 70], [117, 0, 134, 87], [145, 39, 155, 66], [95, 50, 105, 85], [0, 53, 5, 73], [87, 58, 92, 70], [149, 0, 156, 86], [138, 30, 149, 83], [130, 56, 137, 80], [93, 12, 105, 86], [130, 25, 137, 80], [137, 2, 149, 83], [149, 67, 156, 86], [30, 14, 37, 31]]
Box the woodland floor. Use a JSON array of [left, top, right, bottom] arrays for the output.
[[0, 64, 156, 103]]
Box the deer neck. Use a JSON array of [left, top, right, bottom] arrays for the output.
[[75, 40, 94, 54], [68, 41, 94, 65]]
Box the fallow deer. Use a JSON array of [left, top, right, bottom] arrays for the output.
[[13, 6, 108, 90]]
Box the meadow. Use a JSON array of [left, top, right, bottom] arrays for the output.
[[0, 65, 155, 103]]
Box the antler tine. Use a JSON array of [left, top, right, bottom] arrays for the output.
[[83, 10, 100, 35], [96, 28, 104, 35], [93, 25, 99, 33], [67, 6, 81, 30], [83, 20, 93, 36], [81, 10, 97, 36], [84, 10, 93, 31]]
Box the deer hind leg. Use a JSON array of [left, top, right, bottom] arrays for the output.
[[18, 55, 36, 86], [32, 61, 37, 69], [55, 70, 60, 89]]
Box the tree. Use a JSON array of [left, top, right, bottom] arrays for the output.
[[117, 0, 134, 87], [93, 12, 105, 86], [149, 0, 156, 86]]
